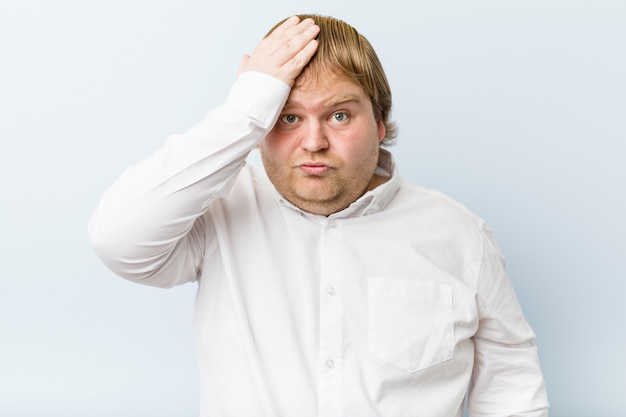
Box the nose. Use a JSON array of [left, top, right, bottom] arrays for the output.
[[300, 120, 329, 153]]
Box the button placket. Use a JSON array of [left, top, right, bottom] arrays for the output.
[[318, 218, 343, 416]]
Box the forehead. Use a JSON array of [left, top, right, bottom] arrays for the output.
[[286, 73, 368, 109]]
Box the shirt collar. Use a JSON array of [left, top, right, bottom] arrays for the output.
[[275, 149, 401, 220]]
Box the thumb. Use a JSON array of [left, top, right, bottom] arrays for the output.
[[237, 54, 251, 77]]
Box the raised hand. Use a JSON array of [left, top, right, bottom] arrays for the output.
[[238, 16, 320, 87]]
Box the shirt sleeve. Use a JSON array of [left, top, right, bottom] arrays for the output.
[[88, 71, 290, 288], [468, 222, 549, 417]]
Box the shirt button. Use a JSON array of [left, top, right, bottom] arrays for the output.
[[328, 220, 337, 229], [326, 359, 335, 369], [327, 285, 337, 296]]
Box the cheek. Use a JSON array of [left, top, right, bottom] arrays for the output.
[[260, 132, 279, 153], [260, 135, 291, 163]]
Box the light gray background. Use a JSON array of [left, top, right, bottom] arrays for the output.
[[1, 0, 624, 416]]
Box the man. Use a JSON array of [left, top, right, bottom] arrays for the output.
[[89, 14, 549, 417]]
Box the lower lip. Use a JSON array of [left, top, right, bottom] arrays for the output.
[[299, 165, 331, 175]]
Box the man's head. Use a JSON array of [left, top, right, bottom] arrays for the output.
[[258, 15, 395, 216], [268, 14, 397, 146]]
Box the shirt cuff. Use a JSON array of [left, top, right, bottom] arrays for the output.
[[225, 71, 291, 129]]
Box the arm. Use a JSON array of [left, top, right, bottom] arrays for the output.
[[468, 223, 549, 416], [88, 16, 319, 287]]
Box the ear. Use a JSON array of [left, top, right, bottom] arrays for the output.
[[377, 119, 386, 142]]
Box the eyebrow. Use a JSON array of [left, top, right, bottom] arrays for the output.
[[282, 93, 362, 111], [327, 94, 362, 107]]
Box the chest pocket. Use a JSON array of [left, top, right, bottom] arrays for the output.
[[368, 278, 455, 373]]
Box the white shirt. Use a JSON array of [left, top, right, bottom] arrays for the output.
[[89, 72, 549, 417]]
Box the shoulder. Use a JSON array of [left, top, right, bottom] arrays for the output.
[[395, 179, 484, 227], [388, 178, 495, 256]]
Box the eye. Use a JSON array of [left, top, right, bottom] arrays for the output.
[[281, 114, 299, 124], [332, 112, 349, 123]]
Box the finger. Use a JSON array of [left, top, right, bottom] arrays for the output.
[[270, 22, 319, 66], [282, 38, 319, 82], [241, 17, 319, 85], [260, 18, 316, 57], [269, 15, 301, 38]]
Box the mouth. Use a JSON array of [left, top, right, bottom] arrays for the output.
[[297, 162, 333, 176]]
